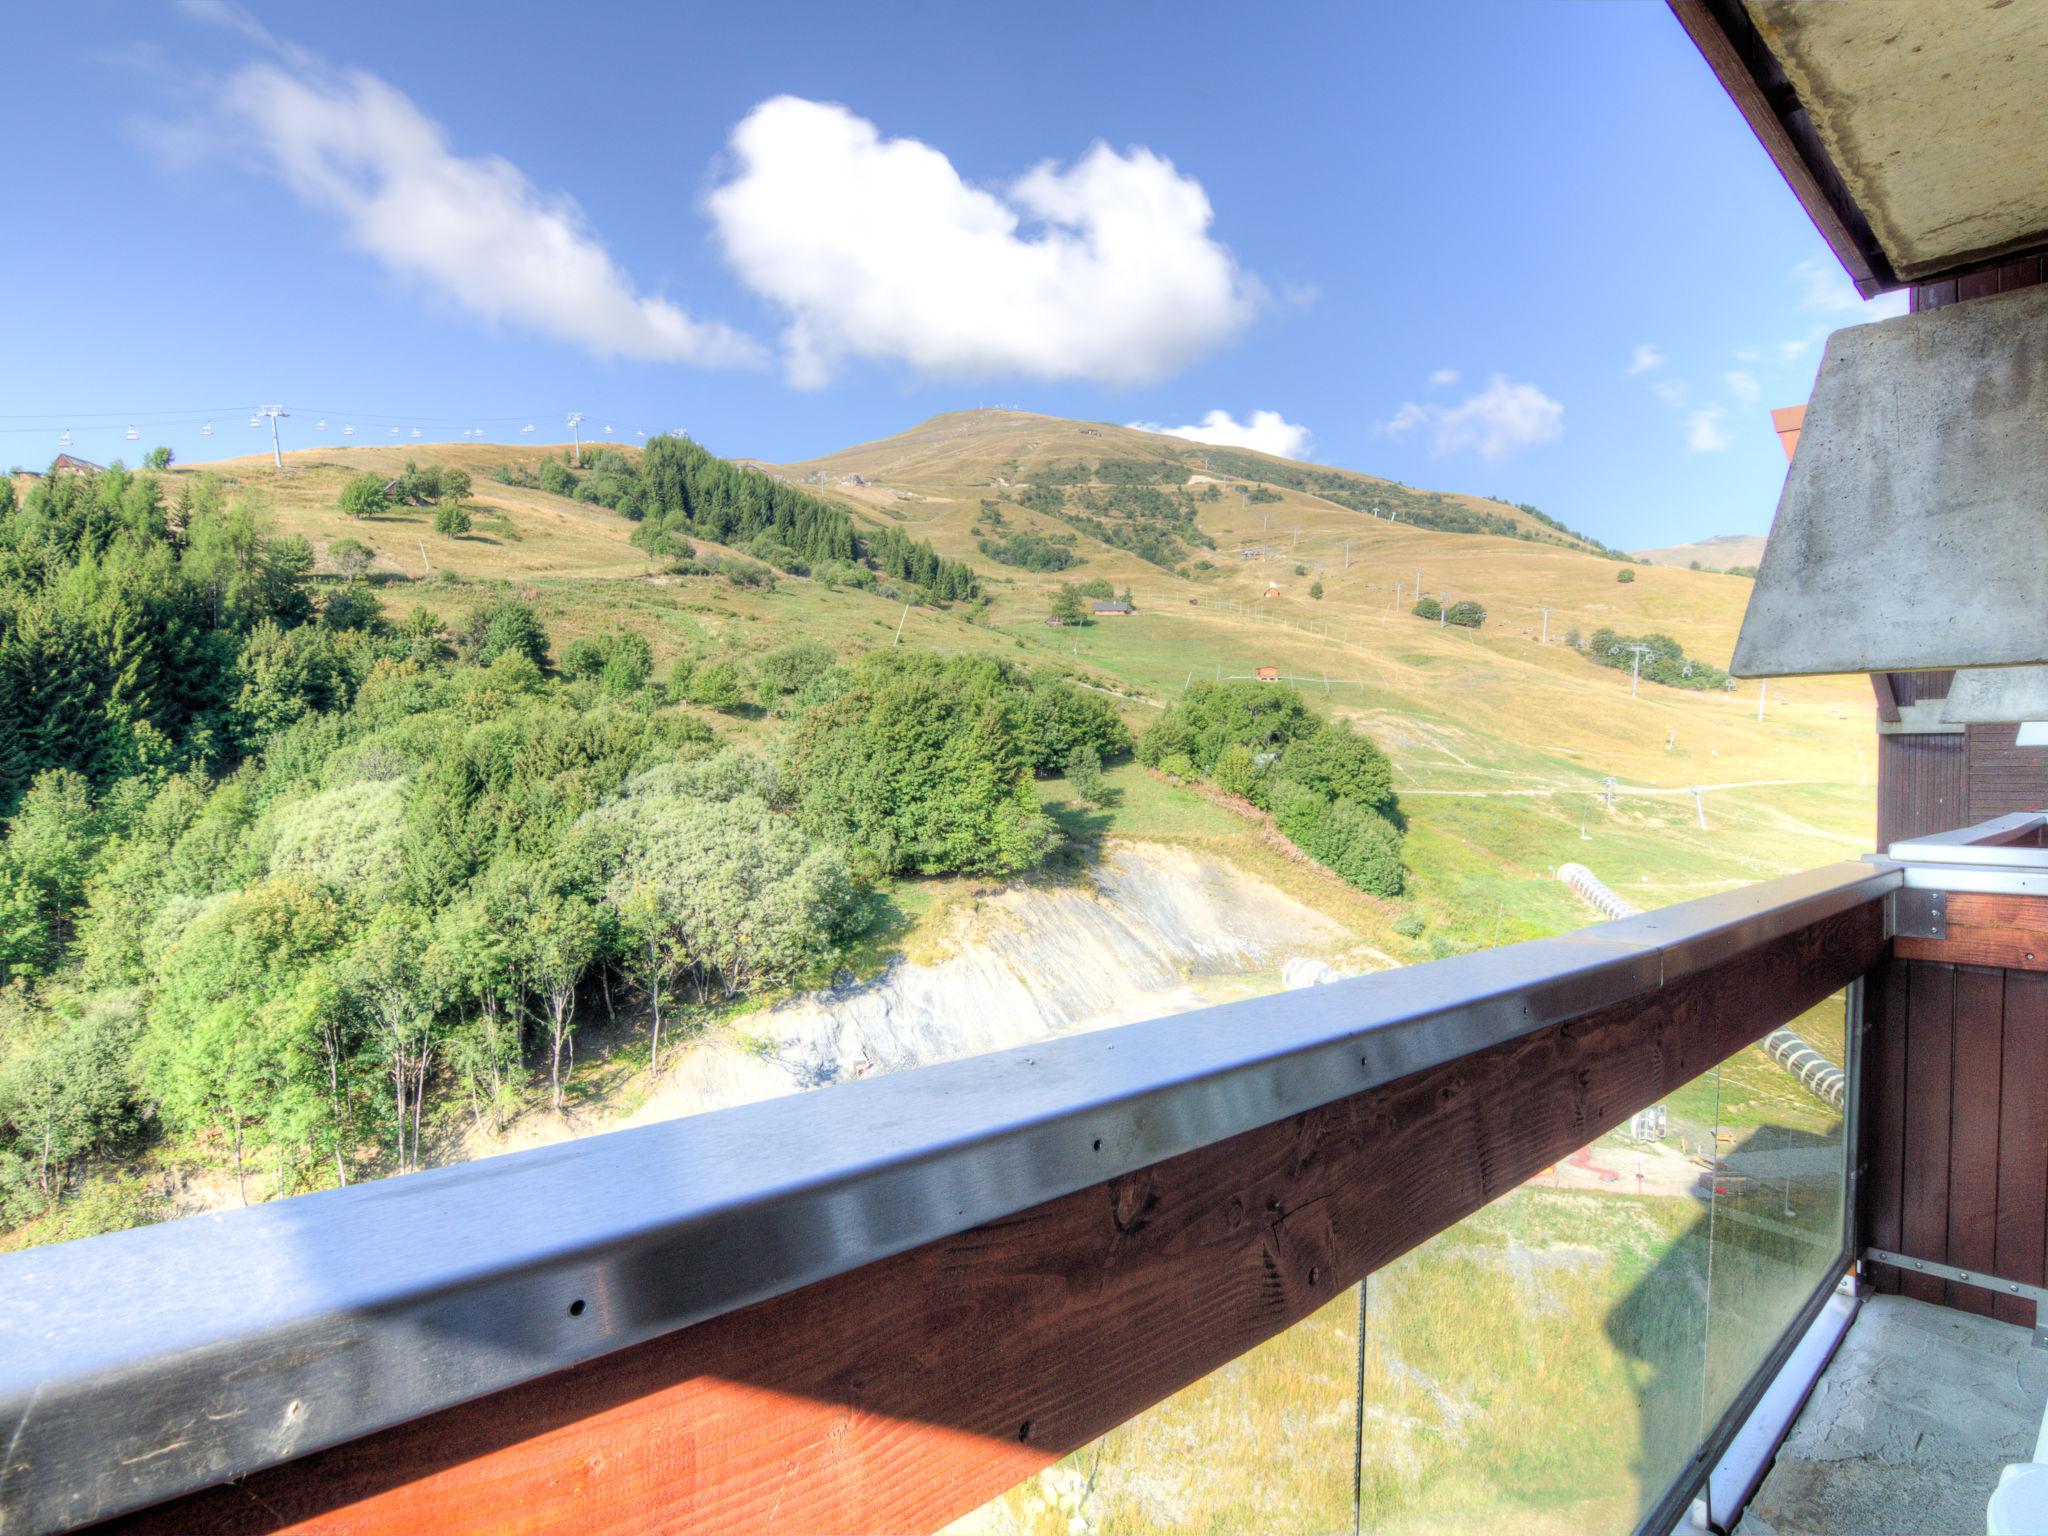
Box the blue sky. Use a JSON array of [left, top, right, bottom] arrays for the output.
[[1, 1, 1906, 549]]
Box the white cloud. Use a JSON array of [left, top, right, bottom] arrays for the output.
[[1625, 342, 1668, 375], [707, 97, 1260, 387], [1686, 406, 1731, 453], [201, 58, 761, 367], [1384, 374, 1563, 460], [1128, 409, 1311, 460], [1428, 368, 1460, 388], [1723, 369, 1760, 403], [1649, 379, 1689, 406], [1791, 256, 1910, 320]]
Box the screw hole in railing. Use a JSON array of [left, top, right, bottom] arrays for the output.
[[568, 1299, 586, 1318]]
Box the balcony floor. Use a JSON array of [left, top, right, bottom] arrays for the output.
[[1736, 1294, 2045, 1536]]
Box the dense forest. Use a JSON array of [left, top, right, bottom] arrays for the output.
[[0, 459, 1128, 1245]]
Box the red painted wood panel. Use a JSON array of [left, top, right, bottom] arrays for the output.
[[1899, 963, 1955, 1305], [1860, 961, 1908, 1297], [1946, 968, 2005, 1316], [1874, 674, 1964, 850], [1870, 956, 2048, 1322], [1967, 724, 2048, 825], [1994, 974, 2048, 1327]]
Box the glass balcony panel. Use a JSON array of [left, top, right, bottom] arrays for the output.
[[944, 1285, 1362, 1536], [1356, 1069, 1723, 1534], [1701, 991, 1850, 1426]]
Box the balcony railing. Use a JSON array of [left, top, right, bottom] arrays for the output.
[[0, 848, 1933, 1535]]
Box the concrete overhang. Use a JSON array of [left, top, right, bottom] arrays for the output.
[[1731, 284, 2048, 679], [1673, 1, 2048, 295], [1944, 668, 2048, 727]]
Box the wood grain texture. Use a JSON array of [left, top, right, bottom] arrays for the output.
[[94, 903, 1886, 1536], [1868, 958, 2048, 1320], [1946, 968, 2005, 1316], [1859, 961, 1908, 1297], [1896, 929, 2048, 972], [1966, 724, 2048, 826], [1899, 963, 1955, 1306], [1913, 258, 2046, 310], [1876, 733, 1967, 849], [1942, 895, 2048, 933], [1993, 974, 2048, 1326]]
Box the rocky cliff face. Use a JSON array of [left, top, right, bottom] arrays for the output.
[[620, 840, 1357, 1128]]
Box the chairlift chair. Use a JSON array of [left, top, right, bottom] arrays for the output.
[[342, 426, 354, 437], [199, 423, 213, 437], [124, 425, 139, 441], [58, 429, 72, 448]]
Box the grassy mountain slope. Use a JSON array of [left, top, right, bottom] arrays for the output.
[[1632, 532, 1768, 571], [169, 414, 1871, 952]]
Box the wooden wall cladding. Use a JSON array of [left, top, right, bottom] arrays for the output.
[[1874, 671, 1965, 849], [95, 905, 1885, 1536], [1912, 256, 2048, 312], [1861, 956, 2048, 1325], [1966, 724, 2048, 826]]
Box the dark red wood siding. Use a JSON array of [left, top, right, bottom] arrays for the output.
[[1873, 671, 1967, 848], [1911, 256, 2048, 312], [1861, 956, 2048, 1325], [1966, 725, 2048, 823]]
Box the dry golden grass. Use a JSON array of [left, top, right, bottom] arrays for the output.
[[167, 413, 1876, 958]]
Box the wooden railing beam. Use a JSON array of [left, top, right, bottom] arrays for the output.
[[101, 899, 1886, 1536]]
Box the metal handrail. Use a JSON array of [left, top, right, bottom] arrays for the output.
[[1888, 809, 2048, 864], [0, 859, 1899, 1533]]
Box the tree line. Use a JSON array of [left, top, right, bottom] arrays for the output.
[[0, 468, 1128, 1241], [1579, 629, 1730, 691], [1138, 680, 1405, 897], [509, 437, 981, 603]]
